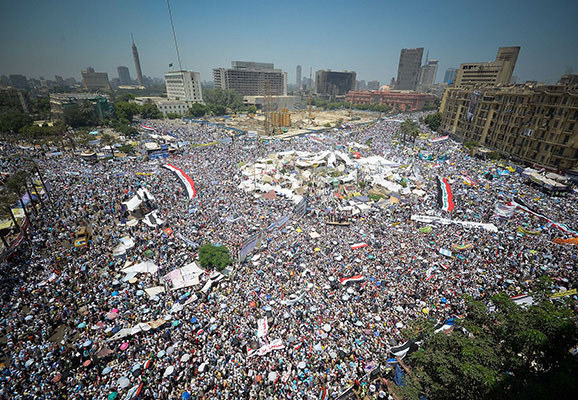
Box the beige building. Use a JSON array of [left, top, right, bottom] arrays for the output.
[[439, 81, 578, 170], [81, 67, 111, 91], [453, 46, 520, 87], [164, 70, 203, 103], [135, 97, 190, 117]]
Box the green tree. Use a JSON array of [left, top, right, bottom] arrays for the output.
[[198, 244, 232, 271], [187, 103, 207, 118], [0, 111, 33, 133], [101, 133, 117, 157], [115, 101, 140, 121], [400, 119, 420, 143], [118, 143, 134, 154], [139, 103, 162, 119], [207, 104, 227, 116], [401, 294, 578, 400], [424, 112, 442, 131], [247, 105, 257, 114], [63, 102, 98, 128]]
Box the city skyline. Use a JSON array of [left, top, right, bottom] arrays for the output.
[[1, 0, 577, 85]]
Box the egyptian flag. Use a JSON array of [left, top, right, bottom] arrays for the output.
[[511, 198, 578, 235], [437, 176, 454, 212], [163, 164, 197, 199], [351, 243, 368, 250], [140, 124, 156, 131], [339, 274, 364, 285]]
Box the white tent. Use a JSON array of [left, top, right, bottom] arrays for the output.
[[122, 261, 159, 274]]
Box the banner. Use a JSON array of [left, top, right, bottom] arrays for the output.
[[517, 226, 541, 235], [511, 198, 578, 235], [239, 232, 263, 262], [351, 243, 368, 250], [411, 215, 498, 232], [140, 124, 156, 131], [163, 164, 197, 199], [437, 176, 454, 212], [430, 135, 449, 143], [249, 339, 285, 357], [452, 243, 473, 251], [439, 248, 452, 257], [294, 198, 307, 218], [419, 226, 432, 234], [494, 203, 516, 219], [550, 289, 577, 298], [553, 237, 578, 245], [257, 318, 269, 338]]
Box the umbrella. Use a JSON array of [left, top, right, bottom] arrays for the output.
[[102, 366, 112, 375], [111, 291, 119, 297], [297, 361, 306, 369], [106, 312, 119, 320], [83, 360, 91, 367], [157, 350, 166, 358], [77, 322, 87, 329], [117, 377, 130, 388], [167, 346, 175, 355], [180, 354, 191, 362], [25, 359, 34, 368], [82, 340, 93, 348], [108, 393, 118, 400], [182, 392, 192, 400], [25, 315, 34, 321], [51, 373, 62, 383], [120, 342, 129, 351], [190, 317, 198, 324], [172, 320, 180, 327], [132, 363, 141, 372], [268, 371, 278, 382], [323, 324, 332, 332], [163, 365, 174, 377]]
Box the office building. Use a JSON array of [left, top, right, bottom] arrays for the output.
[[296, 65, 302, 88], [444, 68, 457, 84], [50, 93, 112, 121], [117, 66, 131, 85], [164, 70, 203, 103], [132, 37, 144, 87], [453, 46, 520, 87], [395, 48, 424, 90], [439, 80, 578, 170], [9, 74, 28, 89], [367, 81, 380, 91], [213, 61, 287, 96], [419, 59, 438, 85], [559, 74, 578, 86], [135, 97, 190, 117], [315, 70, 356, 96], [81, 67, 111, 91], [346, 86, 437, 112]]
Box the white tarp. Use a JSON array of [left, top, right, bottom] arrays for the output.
[[122, 196, 142, 211], [164, 262, 205, 290], [144, 286, 165, 298], [122, 261, 159, 274]]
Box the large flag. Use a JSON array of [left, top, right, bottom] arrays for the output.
[[437, 176, 454, 212], [163, 164, 197, 199], [339, 274, 364, 285], [511, 198, 577, 235], [140, 124, 156, 131]]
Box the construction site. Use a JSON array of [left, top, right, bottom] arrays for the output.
[[211, 107, 381, 138]]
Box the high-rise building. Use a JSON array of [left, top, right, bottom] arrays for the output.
[[395, 48, 424, 90], [296, 65, 302, 89], [9, 74, 28, 89], [443, 68, 457, 84], [213, 61, 287, 96], [315, 70, 356, 96], [132, 36, 144, 87], [164, 70, 203, 103], [453, 46, 520, 87], [117, 66, 131, 85], [81, 67, 111, 90], [419, 59, 439, 85], [367, 81, 380, 91], [439, 80, 578, 170]]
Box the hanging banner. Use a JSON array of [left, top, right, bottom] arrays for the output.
[[511, 198, 578, 235]]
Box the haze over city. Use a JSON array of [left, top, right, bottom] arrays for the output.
[[1, 0, 577, 84]]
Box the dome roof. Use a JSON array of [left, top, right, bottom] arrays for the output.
[[378, 85, 391, 93]]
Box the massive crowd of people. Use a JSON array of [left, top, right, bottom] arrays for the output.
[[1, 114, 576, 400]]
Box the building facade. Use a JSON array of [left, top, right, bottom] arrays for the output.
[[367, 81, 380, 90], [81, 67, 111, 91], [419, 59, 438, 85], [345, 88, 437, 112], [164, 70, 203, 103], [296, 65, 302, 88], [395, 48, 423, 91], [439, 83, 578, 170], [117, 66, 131, 85], [50, 93, 112, 121], [453, 46, 520, 87], [315, 70, 356, 96], [443, 68, 457, 84], [213, 61, 287, 96], [9, 74, 28, 89], [135, 97, 190, 117]]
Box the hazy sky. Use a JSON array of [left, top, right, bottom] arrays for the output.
[[1, 0, 577, 85]]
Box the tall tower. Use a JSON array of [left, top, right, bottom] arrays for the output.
[[396, 48, 423, 90], [296, 65, 302, 89], [132, 34, 144, 87]]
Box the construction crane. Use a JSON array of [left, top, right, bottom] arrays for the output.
[[264, 80, 273, 136]]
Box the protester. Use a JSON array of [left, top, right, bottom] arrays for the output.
[[0, 114, 576, 400]]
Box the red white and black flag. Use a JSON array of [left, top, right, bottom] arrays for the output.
[[163, 164, 197, 199], [437, 176, 454, 212], [339, 274, 364, 285]]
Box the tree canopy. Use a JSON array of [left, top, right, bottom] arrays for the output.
[[400, 288, 578, 400], [424, 112, 442, 132], [198, 244, 232, 271], [203, 88, 243, 112], [400, 119, 420, 143]]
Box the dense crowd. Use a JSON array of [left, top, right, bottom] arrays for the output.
[[1, 115, 577, 400]]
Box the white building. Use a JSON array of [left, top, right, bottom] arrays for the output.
[[135, 97, 190, 117], [164, 70, 203, 103]]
